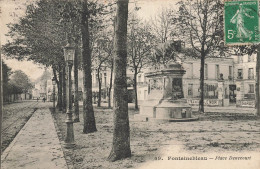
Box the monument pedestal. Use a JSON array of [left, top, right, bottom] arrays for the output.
[[136, 99, 198, 122], [135, 62, 198, 122]]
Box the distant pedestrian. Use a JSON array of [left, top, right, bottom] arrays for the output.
[[42, 97, 46, 103], [37, 98, 39, 102]]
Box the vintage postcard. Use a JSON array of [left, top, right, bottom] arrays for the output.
[[0, 0, 260, 169]]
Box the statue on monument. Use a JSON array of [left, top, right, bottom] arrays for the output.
[[153, 40, 183, 67]]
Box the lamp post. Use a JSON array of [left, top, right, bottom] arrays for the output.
[[52, 77, 56, 112], [63, 41, 75, 148]]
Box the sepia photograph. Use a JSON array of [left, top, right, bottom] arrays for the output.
[[0, 0, 260, 168]]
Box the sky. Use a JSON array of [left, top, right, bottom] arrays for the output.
[[0, 0, 177, 81], [131, 0, 176, 19], [0, 0, 43, 81]]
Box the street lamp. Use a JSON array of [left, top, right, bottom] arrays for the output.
[[63, 41, 75, 148], [52, 77, 56, 112]]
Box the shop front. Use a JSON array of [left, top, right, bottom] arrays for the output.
[[187, 99, 222, 107]]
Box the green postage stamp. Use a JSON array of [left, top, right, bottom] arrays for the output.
[[225, 0, 259, 45]]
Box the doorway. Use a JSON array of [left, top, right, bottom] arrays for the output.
[[229, 85, 236, 103]]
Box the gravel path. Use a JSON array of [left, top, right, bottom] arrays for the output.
[[53, 106, 260, 169]]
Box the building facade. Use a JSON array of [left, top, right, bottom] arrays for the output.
[[233, 54, 256, 107], [136, 54, 257, 108], [182, 57, 234, 107]]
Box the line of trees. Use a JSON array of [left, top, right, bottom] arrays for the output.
[[2, 0, 115, 132], [2, 62, 33, 102]]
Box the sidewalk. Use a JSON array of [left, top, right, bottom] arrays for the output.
[[1, 105, 67, 169]]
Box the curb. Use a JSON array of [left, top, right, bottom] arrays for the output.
[[50, 109, 74, 169]]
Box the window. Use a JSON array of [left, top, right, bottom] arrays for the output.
[[229, 66, 233, 80], [191, 64, 194, 78], [144, 76, 147, 83], [249, 84, 254, 93], [239, 55, 243, 63], [238, 69, 243, 79], [205, 64, 208, 79], [204, 84, 218, 99], [96, 73, 99, 86], [248, 55, 254, 62], [188, 84, 193, 96], [144, 90, 147, 99], [104, 73, 107, 86], [138, 74, 141, 83], [216, 65, 219, 79], [248, 68, 254, 79], [100, 73, 102, 85], [248, 55, 253, 62]]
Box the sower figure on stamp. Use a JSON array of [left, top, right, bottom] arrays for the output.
[[230, 4, 254, 41]]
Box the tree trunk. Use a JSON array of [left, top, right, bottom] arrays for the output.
[[199, 52, 205, 113], [62, 66, 67, 113], [97, 67, 102, 107], [52, 67, 59, 110], [108, 63, 113, 108], [107, 0, 131, 162], [256, 45, 260, 116], [57, 66, 63, 111], [81, 0, 97, 133], [133, 70, 138, 110], [73, 46, 80, 122], [0, 42, 3, 167]]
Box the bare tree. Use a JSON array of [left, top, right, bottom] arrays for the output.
[[107, 61, 113, 108], [176, 0, 223, 113], [128, 14, 155, 109], [107, 0, 131, 161], [93, 47, 106, 107], [92, 32, 113, 107], [150, 7, 173, 43], [0, 34, 3, 169], [62, 66, 67, 113], [73, 45, 80, 122]]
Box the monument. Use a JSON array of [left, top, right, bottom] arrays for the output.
[[135, 62, 198, 122]]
